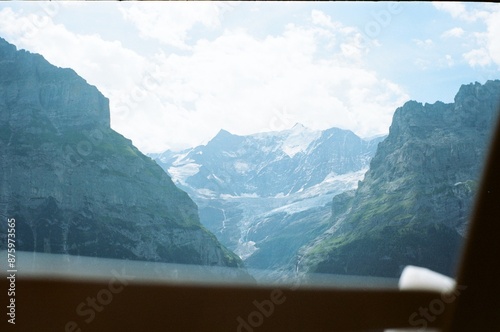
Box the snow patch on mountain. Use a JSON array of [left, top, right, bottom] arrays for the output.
[[234, 161, 251, 174], [268, 169, 367, 216], [168, 162, 200, 185], [235, 240, 258, 260], [298, 168, 368, 199], [281, 123, 322, 158], [195, 188, 218, 198]]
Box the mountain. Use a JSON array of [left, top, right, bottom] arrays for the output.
[[0, 37, 242, 268], [299, 80, 500, 278], [152, 124, 383, 277], [155, 124, 380, 198]]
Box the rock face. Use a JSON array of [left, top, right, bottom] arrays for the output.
[[299, 80, 500, 278], [0, 37, 241, 267], [152, 125, 383, 277]]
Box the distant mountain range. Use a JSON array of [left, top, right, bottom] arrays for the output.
[[153, 124, 381, 197], [151, 124, 383, 277], [0, 37, 243, 270]]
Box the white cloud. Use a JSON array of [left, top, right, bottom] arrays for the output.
[[432, 2, 489, 22], [433, 3, 500, 70], [119, 2, 234, 50], [413, 38, 434, 49], [433, 2, 467, 19], [463, 48, 491, 67], [0, 5, 408, 153], [445, 54, 455, 67], [311, 9, 342, 30], [0, 7, 146, 98], [458, 9, 500, 69], [485, 9, 500, 67], [124, 17, 408, 152], [414, 58, 431, 70], [441, 27, 465, 38]]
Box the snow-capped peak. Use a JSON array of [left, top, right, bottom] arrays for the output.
[[281, 123, 321, 158]]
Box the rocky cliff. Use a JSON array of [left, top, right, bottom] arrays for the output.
[[299, 80, 500, 278], [0, 37, 241, 267]]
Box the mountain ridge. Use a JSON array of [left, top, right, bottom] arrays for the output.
[[299, 80, 500, 278], [154, 124, 382, 197]]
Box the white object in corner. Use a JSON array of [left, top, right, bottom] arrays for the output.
[[385, 265, 456, 332], [398, 265, 456, 292]]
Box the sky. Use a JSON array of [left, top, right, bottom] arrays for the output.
[[0, 1, 499, 153]]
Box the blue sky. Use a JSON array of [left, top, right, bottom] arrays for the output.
[[0, 2, 499, 153]]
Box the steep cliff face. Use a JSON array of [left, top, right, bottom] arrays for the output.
[[0, 37, 241, 267], [0, 38, 109, 131], [300, 80, 500, 278]]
